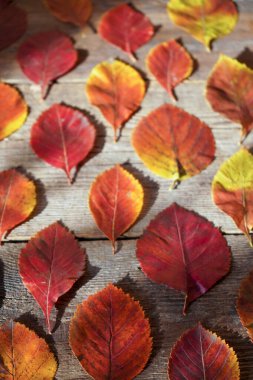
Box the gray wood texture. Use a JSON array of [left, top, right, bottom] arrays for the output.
[[0, 0, 253, 379]]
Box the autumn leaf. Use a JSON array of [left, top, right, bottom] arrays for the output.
[[17, 30, 78, 99], [44, 0, 92, 27], [19, 222, 86, 333], [132, 103, 215, 189], [167, 0, 238, 50], [69, 284, 152, 380], [86, 60, 145, 142], [136, 203, 231, 314], [212, 149, 253, 246], [0, 169, 36, 243], [0, 320, 57, 379], [31, 104, 96, 183], [89, 165, 143, 253], [146, 39, 193, 101], [0, 83, 28, 140], [237, 270, 253, 342], [98, 3, 154, 60], [206, 55, 253, 141], [168, 323, 240, 379]]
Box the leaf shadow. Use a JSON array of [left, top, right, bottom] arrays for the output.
[[0, 259, 5, 309], [236, 47, 253, 70], [76, 49, 89, 68]]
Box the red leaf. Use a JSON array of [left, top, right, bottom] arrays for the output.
[[17, 30, 78, 98], [98, 4, 154, 60], [19, 222, 86, 333], [0, 3, 27, 51], [30, 104, 96, 183], [136, 203, 231, 313], [69, 283, 152, 380]]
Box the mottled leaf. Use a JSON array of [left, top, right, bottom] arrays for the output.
[[132, 103, 215, 188], [146, 39, 193, 100], [206, 55, 253, 141], [17, 30, 78, 98], [0, 321, 57, 379], [168, 323, 240, 379], [136, 203, 231, 313], [31, 104, 96, 183], [86, 60, 145, 142], [89, 165, 143, 253], [69, 283, 152, 380], [44, 0, 92, 26], [237, 270, 253, 342], [167, 0, 238, 50], [0, 2, 27, 51], [19, 222, 86, 333]]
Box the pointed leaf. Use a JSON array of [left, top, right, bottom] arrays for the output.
[[212, 149, 253, 245], [17, 30, 78, 99], [0, 83, 28, 140], [136, 203, 231, 313], [0, 169, 36, 243], [167, 0, 238, 50], [168, 324, 240, 379], [44, 0, 92, 27], [31, 104, 96, 183], [86, 60, 145, 142], [0, 321, 57, 379], [89, 165, 143, 253], [206, 55, 253, 141], [69, 283, 152, 380], [98, 4, 154, 59], [132, 103, 215, 188], [19, 222, 86, 333], [237, 270, 253, 342], [146, 40, 193, 100], [0, 2, 27, 51]]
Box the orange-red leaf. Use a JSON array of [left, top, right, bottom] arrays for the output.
[[69, 283, 152, 380], [89, 165, 143, 253], [206, 55, 253, 141], [31, 104, 96, 183], [146, 40, 193, 100], [19, 222, 86, 333], [98, 3, 154, 60], [168, 324, 240, 379], [44, 0, 92, 27], [0, 83, 28, 140], [136, 203, 231, 313], [132, 104, 215, 188], [86, 60, 145, 142], [0, 321, 57, 379], [237, 270, 253, 342], [0, 169, 36, 243]]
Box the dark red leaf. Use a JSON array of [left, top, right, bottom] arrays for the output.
[[0, 3, 27, 51]]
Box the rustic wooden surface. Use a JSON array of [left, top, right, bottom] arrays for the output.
[[0, 0, 253, 379]]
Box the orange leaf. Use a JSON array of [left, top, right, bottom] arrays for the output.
[[0, 83, 28, 140], [146, 40, 193, 101], [132, 104, 215, 188], [0, 321, 57, 379], [89, 165, 143, 253], [69, 284, 152, 380], [237, 270, 253, 342], [44, 0, 92, 27], [86, 60, 146, 142], [0, 169, 36, 243]]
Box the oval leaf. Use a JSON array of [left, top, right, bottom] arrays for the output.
[[212, 149, 253, 246], [31, 104, 96, 183], [0, 83, 28, 140], [206, 55, 253, 141], [44, 0, 92, 27], [69, 283, 152, 380], [136, 203, 231, 313], [86, 60, 145, 142], [0, 321, 57, 379], [168, 324, 240, 379], [19, 222, 86, 333], [98, 3, 154, 60], [167, 0, 238, 50], [17, 30, 78, 99], [0, 169, 36, 243], [146, 39, 193, 100], [237, 270, 253, 342], [89, 165, 144, 253], [132, 103, 215, 188], [0, 2, 27, 51]]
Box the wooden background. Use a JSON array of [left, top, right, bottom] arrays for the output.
[[1, 0, 253, 378]]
